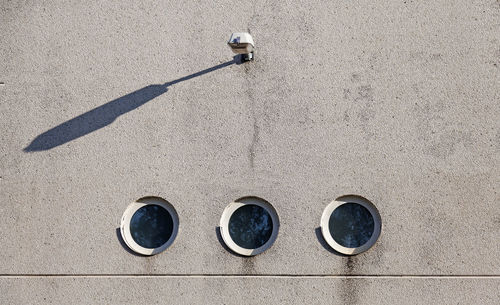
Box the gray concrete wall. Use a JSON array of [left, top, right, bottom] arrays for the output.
[[1, 0, 499, 303]]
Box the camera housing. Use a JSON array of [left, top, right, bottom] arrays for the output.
[[228, 32, 254, 61]]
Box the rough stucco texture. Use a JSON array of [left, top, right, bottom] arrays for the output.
[[1, 0, 499, 304], [1, 277, 500, 305]]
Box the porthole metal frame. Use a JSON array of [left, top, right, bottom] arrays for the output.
[[120, 197, 179, 256], [219, 197, 279, 256], [320, 195, 381, 255]]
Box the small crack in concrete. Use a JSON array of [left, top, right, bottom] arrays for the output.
[[249, 117, 260, 168], [244, 60, 259, 169]]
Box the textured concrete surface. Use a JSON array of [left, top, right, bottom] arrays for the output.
[[1, 277, 499, 304], [1, 0, 499, 303]]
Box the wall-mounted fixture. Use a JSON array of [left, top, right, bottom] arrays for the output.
[[228, 32, 254, 62]]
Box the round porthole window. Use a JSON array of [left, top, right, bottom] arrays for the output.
[[120, 197, 179, 255], [219, 197, 279, 256], [320, 195, 381, 255]]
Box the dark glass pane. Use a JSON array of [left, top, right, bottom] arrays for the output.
[[229, 204, 273, 249], [130, 204, 173, 249], [329, 203, 374, 248]]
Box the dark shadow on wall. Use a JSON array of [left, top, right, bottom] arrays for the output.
[[116, 227, 147, 257], [24, 58, 239, 152], [315, 227, 348, 257], [215, 226, 246, 258]]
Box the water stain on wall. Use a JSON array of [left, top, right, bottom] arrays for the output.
[[241, 256, 256, 274], [339, 256, 360, 305], [343, 81, 377, 141]]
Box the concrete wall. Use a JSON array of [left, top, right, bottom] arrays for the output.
[[1, 0, 499, 303]]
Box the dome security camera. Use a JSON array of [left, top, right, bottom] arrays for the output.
[[228, 32, 254, 61]]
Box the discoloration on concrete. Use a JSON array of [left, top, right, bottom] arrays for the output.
[[411, 98, 477, 159], [143, 257, 154, 275], [343, 79, 377, 140], [241, 256, 256, 274], [339, 257, 360, 305]]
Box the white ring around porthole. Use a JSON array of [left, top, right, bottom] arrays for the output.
[[120, 197, 179, 256], [320, 195, 381, 255], [219, 197, 279, 256]]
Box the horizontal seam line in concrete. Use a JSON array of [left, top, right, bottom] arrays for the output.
[[0, 275, 499, 279]]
